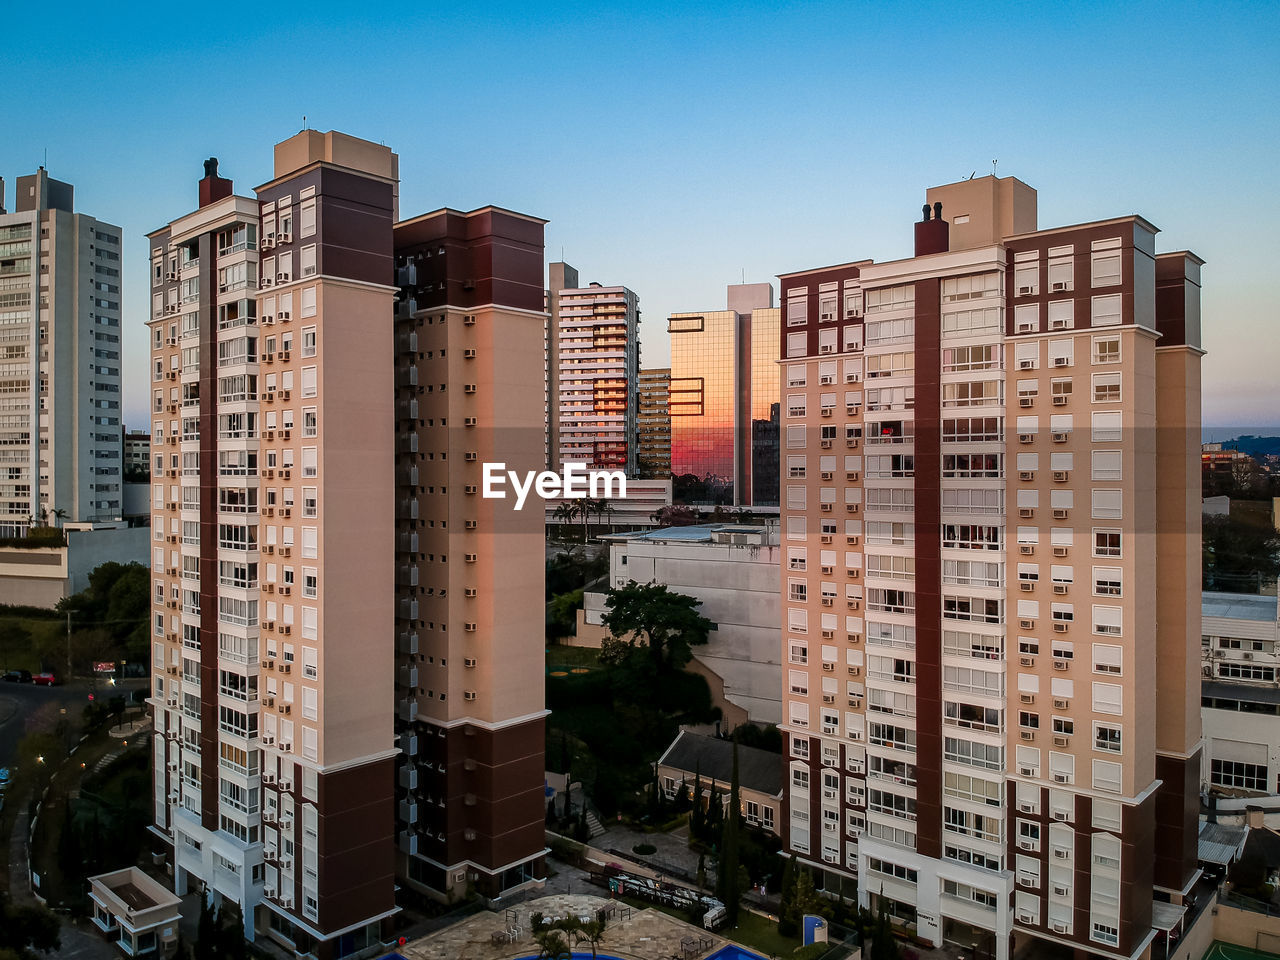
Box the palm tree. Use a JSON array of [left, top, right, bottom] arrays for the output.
[[593, 498, 615, 536], [51, 508, 68, 528], [552, 502, 576, 541]]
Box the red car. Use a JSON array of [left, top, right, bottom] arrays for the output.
[[32, 673, 58, 686]]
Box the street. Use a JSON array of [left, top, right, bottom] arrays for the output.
[[0, 677, 148, 768]]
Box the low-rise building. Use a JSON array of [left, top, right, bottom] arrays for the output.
[[543, 477, 673, 532], [0, 521, 149, 607], [576, 522, 781, 726], [657, 730, 783, 837], [88, 867, 182, 957], [1202, 590, 1280, 796]]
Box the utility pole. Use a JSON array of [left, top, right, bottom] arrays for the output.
[[66, 611, 72, 679]]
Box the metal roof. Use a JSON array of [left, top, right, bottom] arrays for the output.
[[1198, 820, 1248, 866], [1203, 592, 1278, 623]]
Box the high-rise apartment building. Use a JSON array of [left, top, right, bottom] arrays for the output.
[[392, 206, 548, 900], [778, 176, 1203, 960], [146, 129, 548, 957], [0, 168, 122, 532], [546, 265, 639, 474], [668, 283, 778, 505], [636, 368, 671, 478]]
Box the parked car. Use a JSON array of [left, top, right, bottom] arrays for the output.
[[32, 672, 59, 687], [3, 669, 32, 683]]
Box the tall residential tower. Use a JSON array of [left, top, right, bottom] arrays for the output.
[[0, 168, 122, 531], [147, 130, 547, 957], [778, 176, 1202, 960], [546, 266, 640, 475]]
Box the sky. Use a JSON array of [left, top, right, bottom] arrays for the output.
[[2, 0, 1276, 432]]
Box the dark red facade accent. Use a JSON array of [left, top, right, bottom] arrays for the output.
[[198, 230, 221, 831], [199, 171, 234, 209], [314, 757, 397, 933], [914, 216, 949, 257], [911, 277, 943, 860], [1153, 749, 1201, 893]]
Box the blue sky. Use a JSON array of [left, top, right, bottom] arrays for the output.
[[2, 1, 1276, 430]]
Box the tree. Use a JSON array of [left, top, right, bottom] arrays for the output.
[[194, 894, 217, 960], [552, 502, 577, 540], [533, 930, 573, 960], [600, 583, 714, 672], [777, 855, 798, 937], [546, 588, 585, 642], [573, 909, 609, 959], [869, 896, 902, 960], [716, 742, 744, 925], [50, 508, 68, 528], [0, 891, 61, 960], [652, 504, 701, 527], [1203, 513, 1280, 591], [689, 767, 704, 840]]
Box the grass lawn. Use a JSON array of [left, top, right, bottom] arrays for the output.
[[0, 615, 64, 673], [546, 644, 602, 670], [722, 908, 803, 958]]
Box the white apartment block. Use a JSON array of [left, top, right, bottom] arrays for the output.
[[778, 176, 1203, 960], [547, 270, 639, 475], [1201, 589, 1280, 797], [0, 168, 122, 532]]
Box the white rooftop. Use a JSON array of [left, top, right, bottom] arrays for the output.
[[1203, 591, 1278, 622]]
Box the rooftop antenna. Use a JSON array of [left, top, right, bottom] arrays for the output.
[[302, 115, 307, 131], [741, 268, 746, 284], [968, 170, 976, 180], [992, 159, 998, 177], [43, 147, 47, 169]]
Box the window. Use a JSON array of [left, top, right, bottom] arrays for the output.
[[302, 406, 318, 438], [1091, 490, 1122, 520], [301, 245, 317, 278], [1092, 373, 1121, 402], [302, 527, 318, 559], [1091, 682, 1123, 716], [1047, 299, 1073, 330], [941, 273, 999, 302], [300, 365, 317, 398], [1091, 294, 1122, 327], [865, 284, 915, 313], [1091, 245, 1122, 287], [1047, 339, 1074, 367], [1093, 528, 1121, 559], [787, 332, 806, 357], [1092, 450, 1122, 481], [1092, 642, 1123, 673], [1093, 566, 1122, 596], [1211, 759, 1267, 792], [302, 447, 318, 479], [1092, 337, 1120, 364], [299, 200, 317, 238]]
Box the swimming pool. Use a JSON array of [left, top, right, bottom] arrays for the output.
[[705, 946, 770, 960]]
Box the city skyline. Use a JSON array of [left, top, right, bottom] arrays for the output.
[[1, 2, 1275, 433]]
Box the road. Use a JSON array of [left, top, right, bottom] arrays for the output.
[[0, 677, 148, 768]]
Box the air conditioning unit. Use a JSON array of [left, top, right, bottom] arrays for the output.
[[1020, 396, 1033, 407], [1053, 736, 1069, 747], [1018, 359, 1035, 369], [846, 503, 859, 513], [464, 384, 477, 394], [1018, 800, 1037, 813], [1053, 583, 1068, 595], [1021, 730, 1035, 741], [1052, 394, 1068, 406], [464, 553, 477, 563], [846, 438, 860, 448], [1053, 622, 1068, 633], [1019, 618, 1035, 629], [1051, 432, 1069, 443], [464, 691, 477, 701], [279, 310, 291, 320], [1052, 471, 1068, 482], [820, 439, 833, 448], [1051, 922, 1069, 934], [1020, 581, 1034, 592], [1053, 356, 1069, 367], [1053, 659, 1069, 671], [1019, 544, 1034, 555], [1019, 433, 1034, 443], [823, 694, 836, 704], [464, 622, 477, 632], [1017, 838, 1036, 850], [1020, 693, 1035, 704], [847, 535, 859, 545], [464, 417, 478, 427], [1052, 508, 1068, 520], [847, 599, 860, 610], [1020, 766, 1037, 777], [1019, 471, 1035, 481], [1053, 698, 1069, 709], [465, 520, 477, 529], [1053, 546, 1068, 557], [464, 657, 477, 668], [821, 503, 833, 512], [464, 484, 478, 494]]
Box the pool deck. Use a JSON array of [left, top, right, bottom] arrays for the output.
[[398, 893, 729, 960]]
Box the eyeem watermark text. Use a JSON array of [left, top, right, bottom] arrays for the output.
[[482, 462, 627, 510]]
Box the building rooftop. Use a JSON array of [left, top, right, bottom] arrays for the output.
[[1203, 592, 1278, 622], [656, 730, 783, 797], [1203, 680, 1280, 705], [601, 523, 771, 544], [1198, 820, 1248, 867]]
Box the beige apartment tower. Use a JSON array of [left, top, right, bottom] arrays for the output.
[[0, 169, 123, 531], [636, 368, 671, 478], [147, 130, 548, 957], [778, 176, 1202, 960]]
